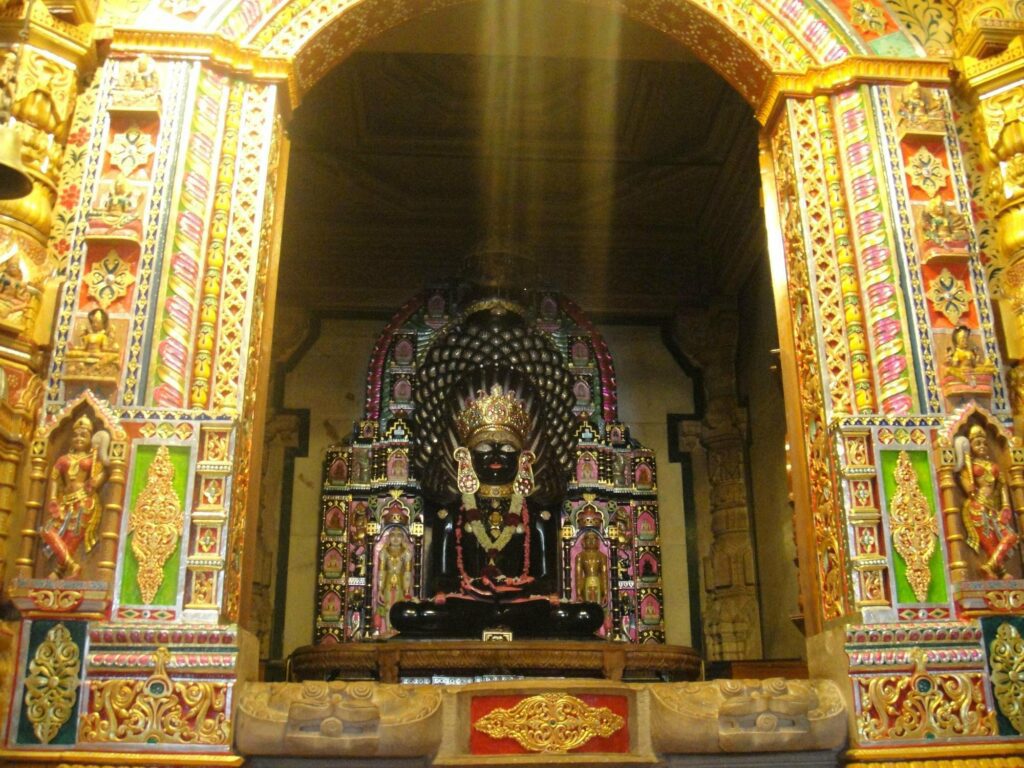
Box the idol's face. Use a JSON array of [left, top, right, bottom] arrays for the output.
[[471, 440, 520, 485]]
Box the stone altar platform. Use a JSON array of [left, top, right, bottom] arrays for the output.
[[235, 677, 847, 765], [288, 640, 702, 683]]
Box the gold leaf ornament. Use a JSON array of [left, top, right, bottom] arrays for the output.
[[129, 446, 184, 604], [889, 451, 937, 602], [23, 623, 81, 744], [990, 623, 1024, 734], [473, 693, 624, 753], [907, 146, 950, 197]]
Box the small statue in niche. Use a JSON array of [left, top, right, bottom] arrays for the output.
[[111, 54, 161, 109], [955, 424, 1020, 579], [575, 531, 608, 605], [101, 173, 137, 214], [39, 414, 111, 579], [920, 195, 969, 249], [942, 325, 995, 399], [120, 54, 158, 93], [0, 51, 16, 122], [88, 174, 142, 238], [374, 528, 412, 635], [66, 308, 120, 379], [0, 255, 37, 331], [898, 81, 944, 132]]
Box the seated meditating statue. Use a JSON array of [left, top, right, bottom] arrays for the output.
[[390, 305, 603, 639], [436, 380, 548, 597]]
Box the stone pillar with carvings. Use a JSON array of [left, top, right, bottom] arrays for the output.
[[674, 305, 764, 661]]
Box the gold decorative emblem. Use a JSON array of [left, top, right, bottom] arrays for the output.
[[85, 251, 136, 310], [23, 623, 81, 744], [27, 588, 84, 612], [925, 269, 971, 325], [80, 647, 228, 744], [857, 651, 996, 741], [473, 693, 624, 753], [107, 124, 155, 176], [850, 0, 885, 33], [889, 451, 937, 601], [990, 623, 1024, 734], [907, 146, 950, 197], [129, 446, 183, 604]]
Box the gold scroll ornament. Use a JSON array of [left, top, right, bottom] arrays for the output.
[[80, 647, 228, 744], [889, 451, 937, 601], [129, 445, 183, 604], [23, 623, 81, 744], [473, 693, 624, 753], [990, 622, 1024, 734]]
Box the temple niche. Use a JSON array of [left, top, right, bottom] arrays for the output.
[[312, 270, 669, 646]]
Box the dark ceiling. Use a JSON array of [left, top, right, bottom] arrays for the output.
[[276, 0, 765, 320]]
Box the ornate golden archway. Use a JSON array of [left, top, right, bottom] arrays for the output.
[[0, 0, 1021, 762]]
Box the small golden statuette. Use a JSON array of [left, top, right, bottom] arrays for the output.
[[473, 692, 624, 753]]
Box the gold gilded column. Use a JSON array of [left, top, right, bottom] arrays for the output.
[[954, 0, 1024, 429]]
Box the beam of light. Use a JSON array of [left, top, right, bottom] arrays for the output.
[[475, 0, 623, 301]]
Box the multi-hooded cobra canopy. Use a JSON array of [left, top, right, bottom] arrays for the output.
[[413, 302, 577, 505]]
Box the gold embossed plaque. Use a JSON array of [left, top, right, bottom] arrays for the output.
[[472, 692, 625, 753]]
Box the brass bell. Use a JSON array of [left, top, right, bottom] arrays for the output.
[[0, 125, 32, 200]]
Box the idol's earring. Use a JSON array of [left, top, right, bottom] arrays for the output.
[[513, 450, 536, 496], [454, 446, 479, 495]]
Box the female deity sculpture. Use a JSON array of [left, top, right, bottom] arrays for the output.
[[39, 414, 111, 579], [955, 424, 1020, 579]]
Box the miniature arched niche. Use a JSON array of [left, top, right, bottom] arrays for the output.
[[937, 405, 1024, 583], [14, 391, 127, 588]]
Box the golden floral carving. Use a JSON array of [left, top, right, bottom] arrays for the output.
[[851, 0, 887, 33], [473, 693, 624, 753], [80, 647, 229, 744], [907, 146, 951, 196], [23, 623, 81, 744], [986, 589, 1024, 610], [27, 588, 84, 612], [889, 451, 937, 601], [857, 656, 996, 741], [85, 251, 136, 310], [926, 269, 971, 324], [128, 446, 183, 604], [107, 124, 155, 176], [989, 623, 1024, 733]]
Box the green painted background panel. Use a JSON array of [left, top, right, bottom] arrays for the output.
[[880, 449, 948, 604], [119, 444, 191, 607]]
